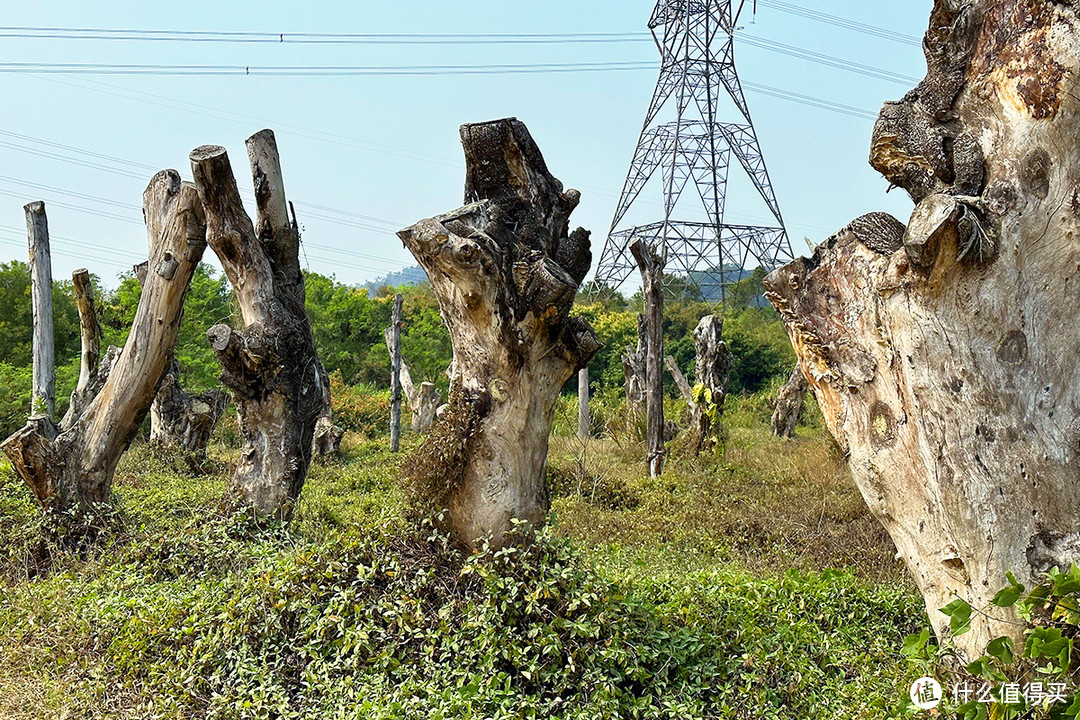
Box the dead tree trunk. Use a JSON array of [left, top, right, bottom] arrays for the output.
[[398, 118, 599, 549], [64, 268, 103, 424], [622, 314, 647, 419], [764, 0, 1080, 656], [578, 367, 590, 439], [389, 294, 403, 453], [311, 382, 344, 460], [631, 239, 665, 477], [191, 130, 325, 519], [383, 325, 442, 435], [150, 359, 228, 462], [693, 315, 732, 451], [771, 366, 807, 440], [26, 202, 54, 418], [2, 172, 206, 517]]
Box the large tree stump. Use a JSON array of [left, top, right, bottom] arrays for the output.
[[383, 326, 442, 434], [1, 172, 206, 517], [764, 0, 1080, 656], [771, 366, 807, 440], [150, 359, 228, 463], [191, 130, 327, 519], [397, 118, 599, 549]]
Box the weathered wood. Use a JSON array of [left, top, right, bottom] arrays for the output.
[[622, 315, 647, 413], [771, 366, 807, 439], [382, 326, 442, 434], [2, 171, 207, 516], [150, 359, 228, 462], [630, 239, 665, 477], [693, 315, 732, 451], [311, 378, 344, 460], [191, 130, 326, 519], [665, 355, 694, 406], [64, 269, 103, 424], [390, 294, 403, 453], [577, 366, 590, 439], [764, 0, 1080, 657], [26, 202, 54, 418], [398, 117, 600, 549]]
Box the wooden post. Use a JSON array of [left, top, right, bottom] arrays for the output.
[[577, 366, 590, 439], [389, 293, 403, 453], [630, 238, 664, 477], [26, 202, 54, 418]]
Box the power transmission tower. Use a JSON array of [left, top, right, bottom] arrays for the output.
[[595, 0, 794, 302]]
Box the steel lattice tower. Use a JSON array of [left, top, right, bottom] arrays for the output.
[[594, 0, 793, 301]]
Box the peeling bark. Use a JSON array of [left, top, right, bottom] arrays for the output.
[[191, 130, 326, 518], [1, 171, 206, 517], [398, 118, 600, 549], [765, 0, 1080, 656], [26, 202, 54, 418], [632, 239, 665, 477]]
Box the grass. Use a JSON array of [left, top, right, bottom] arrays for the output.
[[0, 404, 928, 719]]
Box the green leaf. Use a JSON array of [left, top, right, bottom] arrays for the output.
[[991, 573, 1025, 608], [902, 629, 931, 657], [941, 598, 973, 636], [986, 636, 1015, 665]]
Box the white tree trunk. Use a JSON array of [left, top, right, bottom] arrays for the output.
[[765, 0, 1080, 657], [398, 118, 599, 549], [26, 201, 54, 418], [692, 315, 732, 451], [191, 130, 326, 519], [2, 172, 206, 517], [578, 366, 590, 439]]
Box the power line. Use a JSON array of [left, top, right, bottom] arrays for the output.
[[755, 0, 921, 47], [0, 27, 653, 45], [0, 61, 658, 76]]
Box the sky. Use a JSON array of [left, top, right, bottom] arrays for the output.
[[0, 1, 932, 291]]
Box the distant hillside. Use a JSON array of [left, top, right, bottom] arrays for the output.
[[361, 265, 428, 294]]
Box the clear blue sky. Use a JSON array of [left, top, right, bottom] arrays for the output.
[[0, 1, 931, 290]]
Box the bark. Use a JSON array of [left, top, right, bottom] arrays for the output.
[[390, 294, 403, 453], [1, 171, 206, 517], [63, 268, 105, 425], [191, 130, 326, 519], [764, 0, 1080, 656], [150, 359, 228, 462], [382, 327, 442, 434], [26, 201, 54, 418], [771, 366, 807, 439], [631, 239, 665, 477], [311, 381, 344, 460], [398, 117, 600, 549]]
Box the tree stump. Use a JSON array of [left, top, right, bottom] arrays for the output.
[[1, 171, 206, 518], [771, 366, 807, 440], [398, 118, 599, 549], [150, 359, 228, 464], [191, 130, 327, 519], [382, 327, 442, 434], [622, 315, 647, 433], [26, 202, 55, 418], [764, 0, 1080, 656], [631, 239, 665, 477], [693, 315, 732, 451]]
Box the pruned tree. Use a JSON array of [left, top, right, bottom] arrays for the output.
[[631, 239, 665, 477], [26, 201, 55, 418], [665, 316, 732, 453], [764, 0, 1080, 656], [1, 172, 206, 518], [190, 130, 326, 519], [771, 366, 807, 440], [398, 117, 600, 549], [150, 359, 228, 463], [311, 387, 345, 460], [383, 326, 442, 434]]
